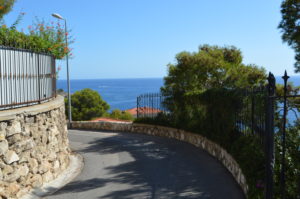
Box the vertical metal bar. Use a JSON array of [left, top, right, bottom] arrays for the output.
[[265, 72, 275, 199], [281, 70, 289, 199], [251, 93, 255, 135], [0, 48, 3, 108], [37, 53, 41, 103]]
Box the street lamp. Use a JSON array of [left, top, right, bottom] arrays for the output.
[[52, 13, 72, 128]]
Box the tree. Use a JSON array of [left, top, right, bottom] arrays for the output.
[[161, 45, 266, 132], [161, 45, 266, 94], [0, 0, 16, 19], [278, 0, 300, 72], [66, 88, 110, 121]]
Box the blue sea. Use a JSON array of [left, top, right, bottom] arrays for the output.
[[57, 76, 300, 111], [57, 78, 164, 111]]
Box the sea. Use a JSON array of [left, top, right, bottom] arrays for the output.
[[57, 78, 164, 111], [57, 76, 300, 111]]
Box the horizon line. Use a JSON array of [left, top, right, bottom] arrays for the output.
[[58, 77, 165, 81]]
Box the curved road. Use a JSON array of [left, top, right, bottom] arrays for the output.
[[46, 130, 245, 199]]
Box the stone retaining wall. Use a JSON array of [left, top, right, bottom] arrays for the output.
[[0, 96, 70, 199], [71, 121, 248, 195]]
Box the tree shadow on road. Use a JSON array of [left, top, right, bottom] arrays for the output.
[[49, 130, 244, 199]]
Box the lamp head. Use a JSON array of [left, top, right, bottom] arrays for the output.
[[52, 13, 64, 20]]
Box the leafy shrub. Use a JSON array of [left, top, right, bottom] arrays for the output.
[[273, 122, 300, 199], [105, 109, 134, 121], [0, 15, 73, 59], [65, 88, 109, 121]]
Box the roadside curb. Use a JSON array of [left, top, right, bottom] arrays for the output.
[[21, 153, 84, 199]]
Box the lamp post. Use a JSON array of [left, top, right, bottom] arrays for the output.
[[52, 13, 72, 128]]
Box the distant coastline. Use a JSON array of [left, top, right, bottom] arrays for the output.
[[57, 76, 300, 111]]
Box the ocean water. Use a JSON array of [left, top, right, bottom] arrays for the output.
[[57, 78, 164, 111], [57, 76, 300, 111]]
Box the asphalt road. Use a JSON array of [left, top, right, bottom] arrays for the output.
[[45, 130, 245, 199]]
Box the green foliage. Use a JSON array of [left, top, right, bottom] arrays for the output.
[[104, 109, 134, 121], [274, 122, 300, 199], [0, 0, 16, 19], [161, 45, 266, 134], [0, 16, 73, 59], [66, 88, 109, 121], [279, 0, 300, 72], [230, 134, 266, 198]]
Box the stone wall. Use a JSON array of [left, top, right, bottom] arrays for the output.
[[0, 96, 70, 199], [71, 121, 248, 195]]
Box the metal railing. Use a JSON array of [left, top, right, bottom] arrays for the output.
[[0, 45, 56, 110], [136, 93, 168, 118]]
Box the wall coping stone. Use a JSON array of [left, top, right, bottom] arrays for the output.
[[0, 96, 64, 121]]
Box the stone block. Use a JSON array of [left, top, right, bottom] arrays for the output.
[[19, 151, 30, 164], [28, 158, 38, 174], [0, 123, 7, 131], [2, 165, 13, 176], [7, 134, 22, 145], [0, 131, 6, 141], [0, 140, 8, 156], [21, 125, 31, 136], [31, 174, 43, 188], [25, 117, 35, 124], [17, 165, 29, 177], [6, 121, 22, 137], [7, 182, 20, 195], [16, 187, 30, 198], [42, 171, 53, 183], [3, 150, 19, 164], [38, 160, 51, 174], [4, 172, 20, 183]]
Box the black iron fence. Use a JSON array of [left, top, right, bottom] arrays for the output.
[[0, 45, 56, 110], [136, 86, 269, 141], [136, 93, 168, 118]]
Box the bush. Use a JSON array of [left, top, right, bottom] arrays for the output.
[[66, 88, 109, 121], [0, 15, 74, 59], [105, 109, 134, 121]]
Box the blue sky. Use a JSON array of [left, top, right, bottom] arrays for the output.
[[3, 0, 297, 79]]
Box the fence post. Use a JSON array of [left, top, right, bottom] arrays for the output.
[[37, 53, 41, 103], [265, 72, 276, 199], [280, 70, 289, 199]]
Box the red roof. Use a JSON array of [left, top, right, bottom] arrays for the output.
[[125, 107, 162, 115], [91, 117, 131, 123]]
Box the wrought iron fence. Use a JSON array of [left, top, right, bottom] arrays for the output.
[[136, 87, 268, 141], [0, 45, 56, 110], [233, 86, 268, 141], [136, 93, 168, 118]]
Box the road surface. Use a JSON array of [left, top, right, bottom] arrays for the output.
[[45, 129, 245, 199]]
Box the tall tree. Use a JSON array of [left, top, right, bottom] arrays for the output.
[[160, 45, 266, 132], [278, 0, 300, 72], [0, 0, 16, 19]]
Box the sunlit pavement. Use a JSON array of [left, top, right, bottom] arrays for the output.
[[45, 130, 245, 199]]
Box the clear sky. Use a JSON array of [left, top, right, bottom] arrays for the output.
[[3, 0, 298, 79]]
